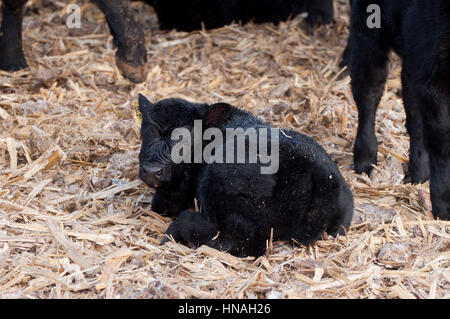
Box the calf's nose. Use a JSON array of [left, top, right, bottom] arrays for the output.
[[142, 165, 162, 176], [141, 164, 163, 187]]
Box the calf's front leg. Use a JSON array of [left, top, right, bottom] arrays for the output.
[[161, 209, 217, 247], [151, 188, 195, 217]]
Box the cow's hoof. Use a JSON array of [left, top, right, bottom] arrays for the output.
[[116, 58, 146, 83], [0, 48, 28, 71]]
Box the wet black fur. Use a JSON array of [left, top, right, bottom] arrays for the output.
[[138, 94, 354, 257]]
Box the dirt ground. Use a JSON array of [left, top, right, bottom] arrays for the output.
[[0, 0, 448, 299]]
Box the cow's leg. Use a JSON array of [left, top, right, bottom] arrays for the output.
[[338, 0, 354, 70], [428, 147, 450, 220], [349, 4, 389, 176], [0, 0, 28, 71], [416, 81, 450, 220], [401, 67, 430, 183], [94, 0, 147, 83]]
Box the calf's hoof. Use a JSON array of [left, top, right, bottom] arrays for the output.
[[160, 236, 170, 245], [161, 209, 217, 248]]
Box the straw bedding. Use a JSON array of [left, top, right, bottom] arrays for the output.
[[0, 0, 448, 299]]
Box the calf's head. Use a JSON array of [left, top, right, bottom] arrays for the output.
[[137, 94, 231, 188]]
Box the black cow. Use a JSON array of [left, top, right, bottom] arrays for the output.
[[148, 0, 334, 32], [138, 94, 353, 257], [345, 0, 450, 220], [0, 0, 334, 83], [0, 0, 147, 83]]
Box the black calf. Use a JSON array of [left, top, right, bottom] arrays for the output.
[[346, 0, 450, 220], [138, 94, 353, 257]]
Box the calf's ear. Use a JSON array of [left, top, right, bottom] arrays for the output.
[[203, 103, 232, 127], [138, 93, 154, 115]]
